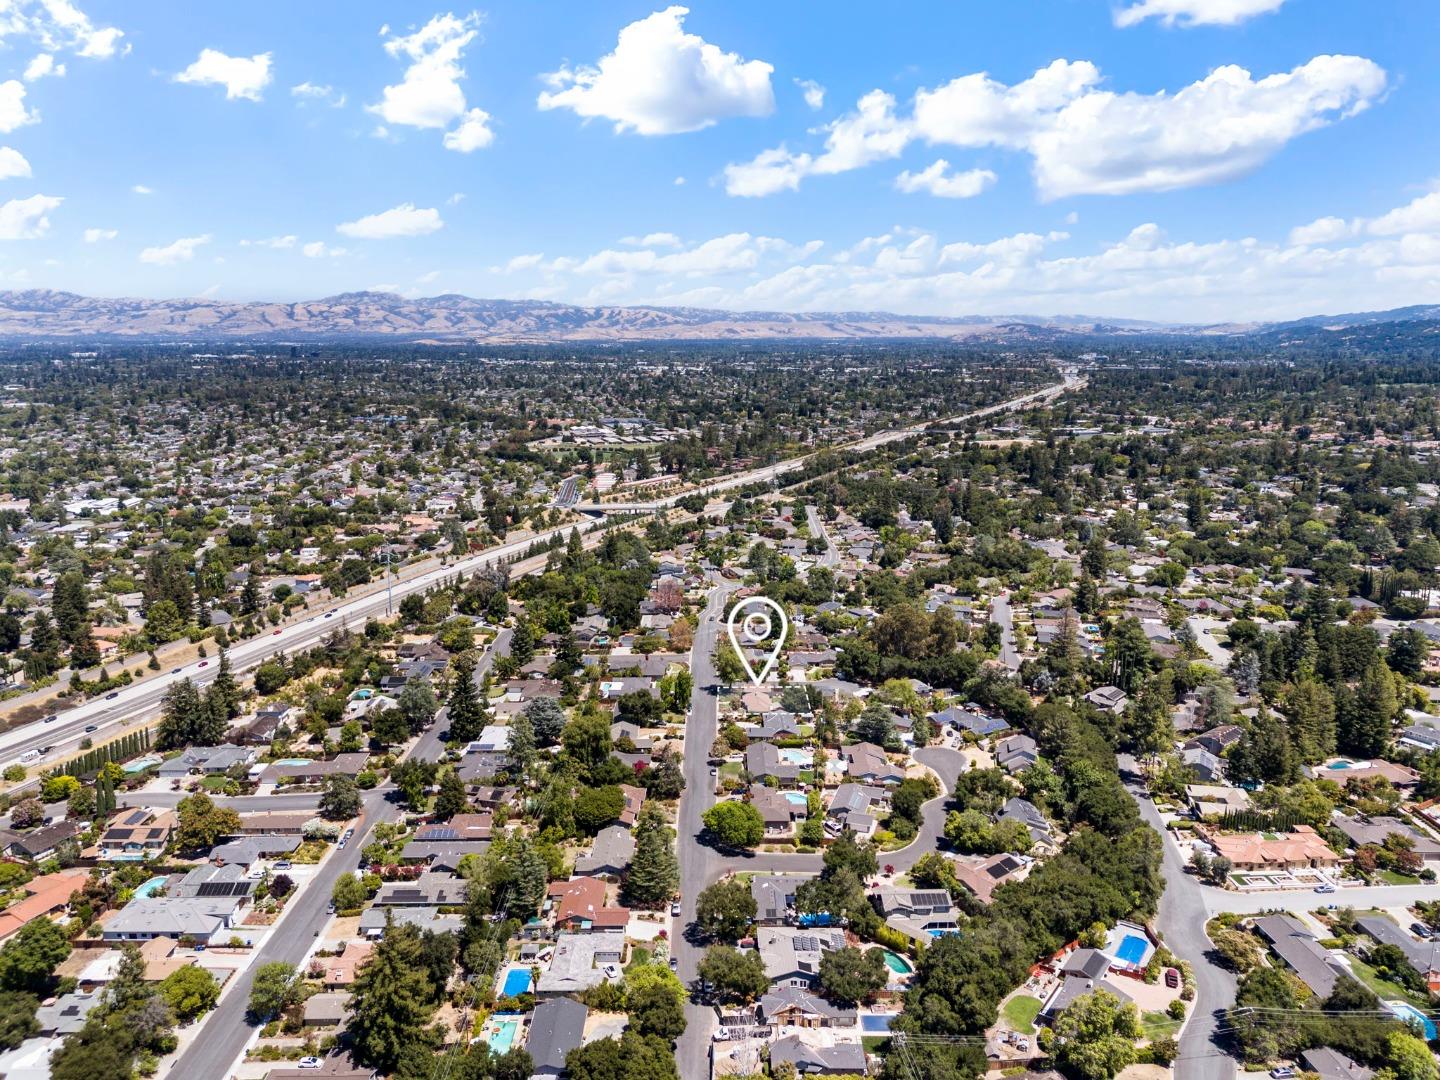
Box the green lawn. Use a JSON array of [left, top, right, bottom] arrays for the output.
[[1347, 957, 1430, 1009], [1001, 995, 1043, 1035], [862, 1036, 890, 1054], [1142, 1011, 1181, 1040], [1375, 870, 1422, 885], [719, 762, 743, 780]]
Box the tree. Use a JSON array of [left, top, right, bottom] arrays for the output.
[[0, 989, 37, 1050], [525, 697, 567, 747], [694, 878, 756, 942], [246, 961, 298, 1022], [696, 946, 768, 1004], [566, 1031, 679, 1080], [1386, 1031, 1439, 1080], [641, 747, 684, 800], [332, 872, 371, 912], [624, 802, 679, 908], [507, 711, 536, 777], [173, 793, 242, 853], [347, 916, 442, 1072], [702, 801, 763, 849], [397, 676, 439, 735], [574, 786, 624, 836], [446, 655, 487, 744], [822, 828, 878, 882], [853, 702, 899, 750], [159, 965, 219, 1021], [156, 678, 205, 750], [435, 770, 470, 820], [0, 917, 70, 993], [1387, 627, 1429, 678], [628, 980, 686, 1041], [1343, 661, 1397, 757], [319, 774, 362, 821], [1049, 990, 1140, 1080], [562, 712, 612, 774], [818, 946, 888, 1004]]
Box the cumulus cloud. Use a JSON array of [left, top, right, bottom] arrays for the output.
[[795, 78, 825, 110], [485, 185, 1440, 323], [291, 82, 346, 107], [23, 53, 63, 80], [139, 234, 210, 264], [0, 193, 60, 239], [131, 184, 152, 195], [0, 81, 37, 133], [0, 146, 31, 179], [240, 234, 297, 249], [1114, 0, 1287, 28], [620, 232, 682, 248], [539, 6, 773, 135], [895, 160, 997, 199], [442, 106, 493, 151], [83, 226, 116, 242], [336, 202, 443, 239], [0, 2, 125, 60], [370, 12, 493, 152], [302, 240, 347, 257], [725, 55, 1385, 201], [174, 49, 273, 102]]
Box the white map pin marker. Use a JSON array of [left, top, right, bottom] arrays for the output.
[[725, 596, 788, 687]]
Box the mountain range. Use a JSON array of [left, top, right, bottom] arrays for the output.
[[0, 289, 1435, 344]]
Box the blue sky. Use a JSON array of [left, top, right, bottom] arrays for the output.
[[0, 0, 1437, 321]]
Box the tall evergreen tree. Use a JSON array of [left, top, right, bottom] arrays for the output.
[[346, 915, 440, 1073], [445, 655, 486, 744], [1343, 662, 1396, 758], [624, 801, 679, 908], [156, 678, 204, 749]]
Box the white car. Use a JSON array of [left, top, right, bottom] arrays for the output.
[[297, 1058, 322, 1070]]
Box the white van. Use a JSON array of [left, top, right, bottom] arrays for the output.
[[19, 749, 40, 764]]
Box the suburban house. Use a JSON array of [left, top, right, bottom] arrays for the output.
[[98, 808, 175, 861], [757, 926, 848, 988], [872, 888, 960, 943], [1253, 915, 1347, 997], [1204, 825, 1341, 871], [573, 825, 635, 878], [767, 1035, 867, 1075], [1334, 816, 1440, 867], [0, 869, 87, 942], [535, 931, 625, 994], [751, 786, 802, 836], [527, 997, 588, 1078], [842, 742, 904, 785], [746, 742, 802, 787], [951, 853, 1029, 903], [1084, 686, 1129, 714], [756, 986, 858, 1029], [547, 877, 630, 933], [751, 875, 807, 925], [1355, 915, 1440, 990]]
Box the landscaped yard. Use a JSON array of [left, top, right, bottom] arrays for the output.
[[1348, 956, 1431, 1009], [1142, 1010, 1180, 1040], [1001, 994, 1043, 1034]]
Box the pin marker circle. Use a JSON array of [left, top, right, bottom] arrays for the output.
[[725, 597, 788, 687]]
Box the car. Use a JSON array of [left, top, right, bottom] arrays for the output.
[[105, 691, 119, 700], [42, 713, 57, 724], [171, 667, 181, 674], [197, 660, 208, 668], [669, 956, 679, 971], [273, 860, 292, 870], [1314, 883, 1336, 894], [324, 611, 335, 619], [83, 724, 97, 733], [337, 837, 347, 849], [1412, 923, 1433, 940], [1271, 1068, 1296, 1079], [273, 628, 282, 635], [327, 903, 336, 915], [709, 767, 718, 777], [297, 1058, 322, 1070], [671, 901, 682, 916]]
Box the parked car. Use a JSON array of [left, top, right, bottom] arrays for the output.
[[1412, 923, 1433, 940], [1314, 883, 1336, 894], [669, 956, 679, 971], [1165, 968, 1180, 988], [1271, 1068, 1296, 1079], [297, 1058, 322, 1070], [273, 860, 292, 870]]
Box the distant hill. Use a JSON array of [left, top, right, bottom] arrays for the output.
[[0, 288, 1433, 344], [0, 289, 1180, 343]]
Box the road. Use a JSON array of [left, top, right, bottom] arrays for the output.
[[1118, 755, 1237, 1080], [169, 630, 511, 1080], [887, 746, 966, 873], [806, 504, 839, 569], [1187, 617, 1233, 668], [991, 592, 1022, 672]]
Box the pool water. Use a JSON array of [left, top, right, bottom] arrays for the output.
[[274, 758, 313, 766], [135, 876, 168, 898], [861, 1014, 894, 1032], [486, 1015, 523, 1053], [500, 968, 532, 997], [779, 749, 811, 765], [121, 756, 161, 773], [783, 792, 809, 806], [1114, 934, 1149, 966], [1386, 1001, 1437, 1041], [1326, 761, 1355, 770], [881, 950, 914, 974]]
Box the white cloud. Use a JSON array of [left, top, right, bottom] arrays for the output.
[[538, 6, 773, 135], [0, 146, 31, 179], [23, 53, 63, 80], [174, 49, 273, 102], [416, 270, 440, 284], [442, 106, 493, 151], [131, 184, 152, 195], [446, 192, 465, 205], [621, 232, 682, 248], [369, 12, 493, 152], [895, 160, 997, 199], [673, 176, 686, 185], [336, 202, 443, 239], [139, 234, 210, 264], [1367, 191, 1440, 237], [1114, 0, 1287, 28], [0, 81, 36, 133], [795, 78, 825, 110], [302, 240, 347, 257], [0, 193, 60, 239], [498, 253, 545, 274], [726, 55, 1385, 201], [0, 2, 125, 60], [82, 226, 116, 242], [240, 234, 297, 249], [291, 82, 346, 107], [1289, 215, 1353, 246]]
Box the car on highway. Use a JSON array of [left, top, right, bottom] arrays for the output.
[[83, 724, 97, 733], [197, 660, 208, 668], [42, 713, 57, 723], [273, 628, 282, 635], [105, 691, 119, 700], [171, 667, 181, 674], [324, 610, 336, 618]]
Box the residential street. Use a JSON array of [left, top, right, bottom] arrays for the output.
[[805, 503, 839, 568], [992, 592, 1022, 672]]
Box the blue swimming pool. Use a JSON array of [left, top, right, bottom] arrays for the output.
[[485, 1014, 523, 1053], [1326, 761, 1355, 770], [1114, 934, 1149, 966], [779, 749, 811, 766], [274, 758, 313, 766], [1386, 1001, 1437, 1041], [783, 792, 809, 806], [134, 875, 168, 898], [861, 1014, 894, 1032], [500, 969, 532, 997]]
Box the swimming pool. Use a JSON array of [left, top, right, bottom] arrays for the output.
[[485, 1015, 523, 1054], [1326, 760, 1356, 770], [135, 875, 168, 898], [779, 749, 811, 766], [500, 968, 532, 997], [1386, 1001, 1437, 1041], [881, 950, 914, 975], [861, 1014, 894, 1032], [121, 756, 161, 773], [1114, 934, 1149, 966], [783, 792, 809, 806], [273, 758, 313, 766]]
